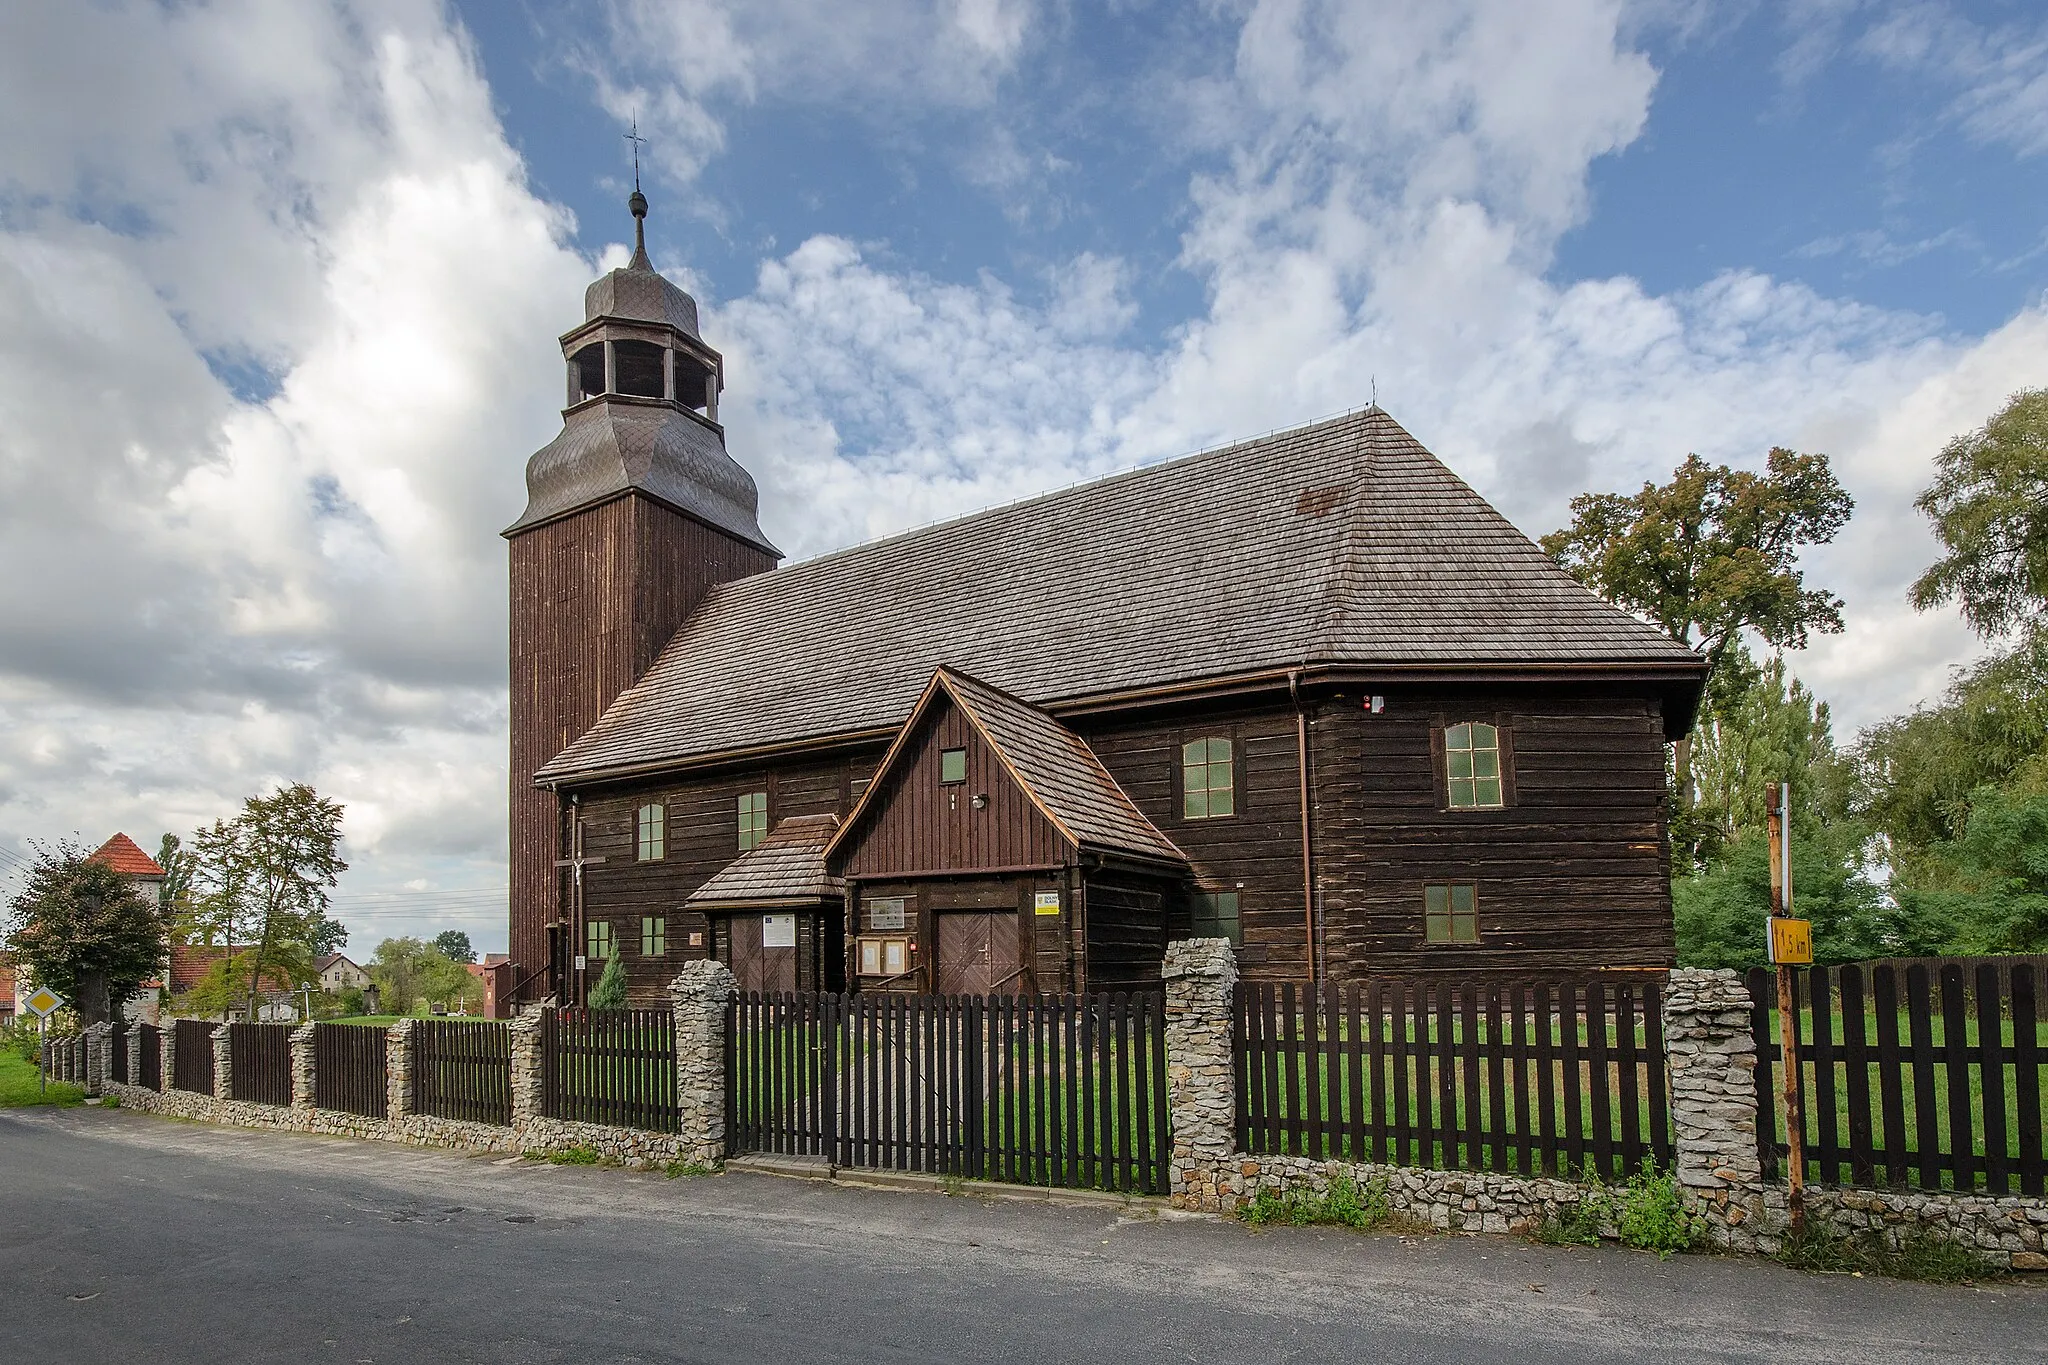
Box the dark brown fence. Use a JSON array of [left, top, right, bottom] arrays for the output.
[[729, 991, 1170, 1195], [138, 1024, 161, 1090], [313, 1023, 389, 1118], [413, 1020, 511, 1126], [109, 1025, 127, 1084], [1238, 977, 1673, 1181], [542, 1008, 676, 1132], [172, 1019, 216, 1095], [229, 1023, 294, 1106], [1749, 962, 2046, 1195]]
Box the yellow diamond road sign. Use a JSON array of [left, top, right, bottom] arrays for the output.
[[23, 987, 64, 1018]]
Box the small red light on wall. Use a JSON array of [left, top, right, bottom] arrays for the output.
[[1363, 695, 1385, 714]]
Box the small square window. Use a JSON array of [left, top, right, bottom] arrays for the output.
[[940, 748, 968, 784], [641, 916, 666, 956], [1423, 884, 1479, 943], [1443, 723, 1505, 809], [1182, 736, 1236, 819], [1192, 890, 1241, 944], [586, 920, 615, 960], [636, 802, 665, 861], [737, 790, 769, 851]]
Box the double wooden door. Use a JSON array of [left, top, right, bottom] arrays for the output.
[[725, 915, 797, 994], [936, 912, 1023, 996]]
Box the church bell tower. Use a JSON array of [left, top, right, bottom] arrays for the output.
[[504, 189, 780, 1003]]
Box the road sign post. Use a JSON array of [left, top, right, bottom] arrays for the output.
[[1766, 781, 1807, 1237], [23, 988, 67, 1100]]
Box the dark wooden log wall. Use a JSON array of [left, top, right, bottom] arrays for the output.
[[1310, 685, 1674, 978], [508, 491, 777, 996], [1081, 870, 1173, 990], [838, 693, 1069, 878], [572, 753, 875, 1006]]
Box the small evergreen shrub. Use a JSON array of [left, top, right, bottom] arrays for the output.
[[588, 956, 629, 1011]]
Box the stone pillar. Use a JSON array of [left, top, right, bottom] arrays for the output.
[[158, 1021, 176, 1094], [126, 1022, 143, 1087], [1162, 938, 1239, 1212], [84, 1021, 111, 1096], [509, 1007, 546, 1131], [290, 1023, 317, 1111], [212, 1024, 233, 1101], [386, 1019, 416, 1119], [670, 961, 736, 1164], [1665, 968, 1770, 1250]]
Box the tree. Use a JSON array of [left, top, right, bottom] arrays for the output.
[[1684, 647, 1849, 866], [588, 954, 628, 1010], [1542, 447, 1854, 823], [155, 832, 199, 937], [188, 785, 348, 1018], [1673, 826, 1907, 969], [433, 930, 476, 964], [1910, 388, 2048, 639], [4, 843, 170, 1024], [1893, 787, 2048, 954], [367, 936, 479, 1015]]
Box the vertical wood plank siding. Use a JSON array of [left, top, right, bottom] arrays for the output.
[[727, 990, 1169, 1194], [1235, 976, 1674, 1180], [412, 1020, 513, 1126], [138, 1025, 162, 1091], [1748, 963, 2048, 1194], [313, 1024, 390, 1119], [509, 493, 778, 998], [228, 1023, 294, 1107]]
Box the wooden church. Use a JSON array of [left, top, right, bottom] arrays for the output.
[[504, 193, 1707, 1009]]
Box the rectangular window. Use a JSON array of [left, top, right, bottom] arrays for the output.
[[737, 790, 769, 850], [1192, 890, 1241, 944], [636, 802, 665, 861], [1424, 884, 1479, 943], [586, 920, 615, 960], [939, 747, 968, 784], [641, 916, 666, 956], [1444, 723, 1505, 809], [1182, 736, 1236, 819]]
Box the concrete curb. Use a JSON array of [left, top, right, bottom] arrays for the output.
[[723, 1154, 1167, 1211]]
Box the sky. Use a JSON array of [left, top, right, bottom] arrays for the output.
[[0, 0, 2044, 956]]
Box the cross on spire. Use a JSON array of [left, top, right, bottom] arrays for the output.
[[624, 118, 651, 264], [625, 118, 647, 192]]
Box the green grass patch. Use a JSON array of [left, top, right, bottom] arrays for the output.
[[542, 1144, 604, 1166], [1775, 1224, 2001, 1284], [663, 1159, 716, 1179], [0, 1051, 85, 1108], [1240, 1174, 1393, 1231]]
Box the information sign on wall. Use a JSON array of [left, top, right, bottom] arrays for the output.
[[1034, 891, 1061, 917], [763, 914, 797, 948]]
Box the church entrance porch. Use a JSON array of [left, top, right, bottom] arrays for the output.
[[935, 911, 1023, 996]]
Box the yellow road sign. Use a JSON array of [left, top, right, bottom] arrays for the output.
[[1769, 917, 1813, 966], [23, 986, 64, 1017]]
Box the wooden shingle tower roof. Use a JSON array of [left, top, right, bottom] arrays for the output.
[[539, 407, 1704, 783]]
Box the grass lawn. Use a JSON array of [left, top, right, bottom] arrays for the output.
[[0, 1050, 85, 1108]]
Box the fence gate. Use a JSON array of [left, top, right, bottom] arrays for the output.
[[728, 991, 1170, 1195]]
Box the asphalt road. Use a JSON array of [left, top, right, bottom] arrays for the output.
[[3, 1107, 2044, 1364]]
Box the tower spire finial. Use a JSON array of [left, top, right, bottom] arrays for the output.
[[625, 118, 650, 266]]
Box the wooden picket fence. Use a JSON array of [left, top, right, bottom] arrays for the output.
[[412, 1020, 511, 1126], [229, 1023, 294, 1106], [171, 1019, 216, 1095], [1749, 962, 2047, 1195], [729, 991, 1170, 1195], [313, 1023, 388, 1118], [541, 1008, 677, 1133], [137, 1024, 161, 1090], [1237, 977, 1673, 1181], [109, 1025, 127, 1084]]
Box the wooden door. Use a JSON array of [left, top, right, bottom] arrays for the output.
[[723, 916, 798, 994], [936, 912, 1022, 996]]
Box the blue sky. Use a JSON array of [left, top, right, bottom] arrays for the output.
[[0, 0, 2044, 954]]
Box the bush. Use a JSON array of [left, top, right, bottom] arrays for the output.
[[588, 956, 628, 1011], [1616, 1162, 1700, 1257], [1535, 1161, 1612, 1246], [1240, 1174, 1391, 1231], [544, 1145, 603, 1166], [1, 1020, 42, 1064]]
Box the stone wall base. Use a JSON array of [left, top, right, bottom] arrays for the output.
[[1177, 1152, 2047, 1270], [100, 1082, 699, 1164]]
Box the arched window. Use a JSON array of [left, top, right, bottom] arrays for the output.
[[1443, 723, 1505, 809]]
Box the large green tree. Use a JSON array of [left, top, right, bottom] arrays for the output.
[[432, 930, 475, 964], [367, 936, 479, 1014], [189, 785, 348, 1017], [1910, 388, 2048, 638], [4, 843, 170, 1024], [1543, 447, 1853, 844]]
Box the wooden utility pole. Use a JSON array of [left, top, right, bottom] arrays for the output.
[[1767, 780, 1807, 1236]]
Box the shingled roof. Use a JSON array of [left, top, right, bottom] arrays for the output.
[[688, 814, 844, 907], [540, 407, 1702, 782], [827, 669, 1185, 869]]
